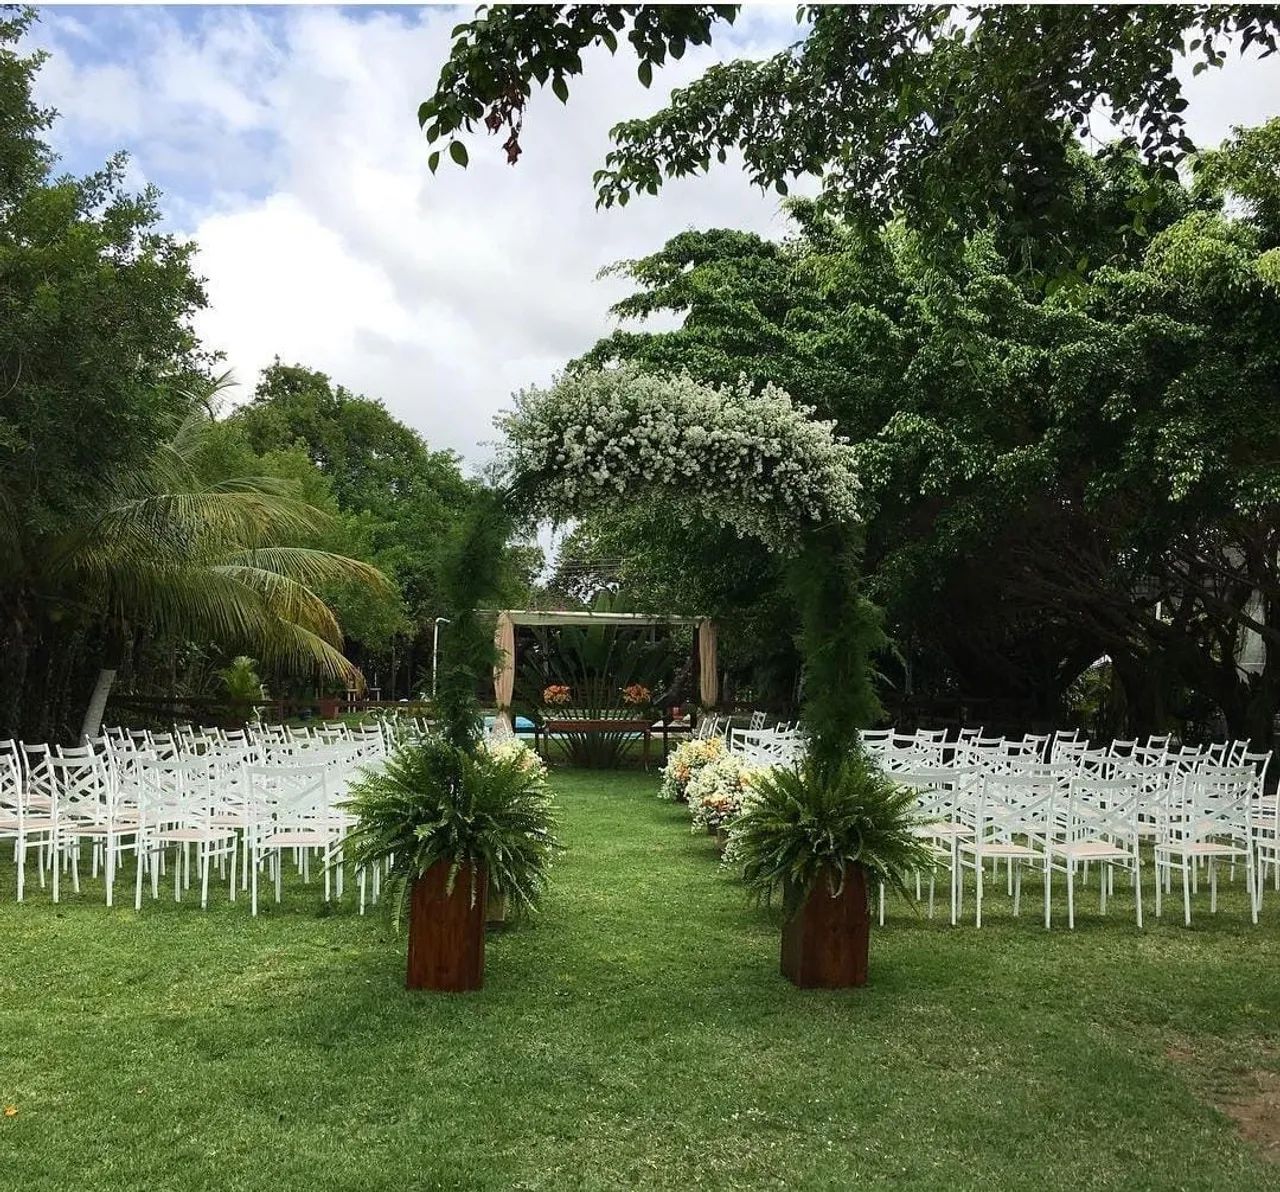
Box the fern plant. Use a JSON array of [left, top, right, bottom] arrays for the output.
[[728, 751, 933, 915], [344, 736, 560, 928]]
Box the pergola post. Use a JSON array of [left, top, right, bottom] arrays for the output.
[[698, 619, 718, 709], [492, 611, 516, 733]]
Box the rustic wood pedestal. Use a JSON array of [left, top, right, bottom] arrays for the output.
[[406, 861, 487, 991], [780, 867, 870, 989]]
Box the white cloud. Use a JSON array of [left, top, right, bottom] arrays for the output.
[[30, 7, 798, 466], [27, 8, 1280, 469]]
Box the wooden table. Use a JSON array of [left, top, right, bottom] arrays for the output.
[[536, 717, 690, 769]]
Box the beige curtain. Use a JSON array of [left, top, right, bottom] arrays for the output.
[[698, 619, 718, 709], [493, 611, 516, 733]]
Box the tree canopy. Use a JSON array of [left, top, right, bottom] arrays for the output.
[[423, 5, 1279, 272], [561, 130, 1280, 742], [0, 13, 508, 738]]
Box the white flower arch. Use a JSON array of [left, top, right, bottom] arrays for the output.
[[498, 367, 861, 548]]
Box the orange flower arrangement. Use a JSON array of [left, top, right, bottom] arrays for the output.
[[620, 683, 652, 707], [542, 684, 572, 706]]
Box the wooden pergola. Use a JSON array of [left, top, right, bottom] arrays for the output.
[[490, 609, 717, 733]]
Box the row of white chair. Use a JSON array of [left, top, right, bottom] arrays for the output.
[[887, 753, 1275, 929], [0, 720, 397, 914]]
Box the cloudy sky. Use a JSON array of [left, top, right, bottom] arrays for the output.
[[25, 5, 1280, 468]]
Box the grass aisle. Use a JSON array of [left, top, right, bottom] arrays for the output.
[[1, 769, 1278, 1189]]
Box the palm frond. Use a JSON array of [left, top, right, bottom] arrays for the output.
[[210, 564, 345, 643], [223, 547, 393, 594]]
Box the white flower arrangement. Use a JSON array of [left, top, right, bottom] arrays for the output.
[[686, 753, 768, 833], [658, 735, 727, 801], [480, 737, 550, 785], [497, 367, 862, 551]]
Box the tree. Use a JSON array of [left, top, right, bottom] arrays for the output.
[[0, 10, 211, 737], [44, 391, 390, 740], [230, 362, 541, 698], [423, 5, 1279, 270], [566, 130, 1280, 743]]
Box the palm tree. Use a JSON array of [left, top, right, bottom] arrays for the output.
[[28, 386, 390, 740]]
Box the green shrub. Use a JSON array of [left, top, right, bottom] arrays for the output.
[[344, 736, 560, 926], [727, 752, 933, 915]]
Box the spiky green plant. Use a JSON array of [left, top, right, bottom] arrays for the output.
[[344, 736, 560, 928], [729, 751, 934, 915], [218, 655, 265, 703]]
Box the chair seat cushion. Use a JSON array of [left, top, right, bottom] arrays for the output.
[[155, 827, 237, 843], [0, 815, 55, 831], [1156, 840, 1248, 858], [263, 830, 331, 847], [1053, 840, 1131, 860]]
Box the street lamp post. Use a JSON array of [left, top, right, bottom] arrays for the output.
[[431, 616, 451, 698]]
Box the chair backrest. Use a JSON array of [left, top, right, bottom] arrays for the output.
[[135, 756, 216, 827], [897, 766, 980, 823], [1072, 746, 1112, 776], [1240, 749, 1273, 792], [245, 763, 332, 829], [976, 772, 1058, 846], [1181, 764, 1259, 841], [47, 752, 111, 823], [1065, 774, 1141, 847], [0, 751, 22, 816]]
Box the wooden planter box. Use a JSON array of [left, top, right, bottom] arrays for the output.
[[780, 865, 870, 989], [406, 861, 487, 992]]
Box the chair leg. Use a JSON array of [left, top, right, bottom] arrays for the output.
[[1182, 860, 1192, 926], [975, 855, 983, 928], [135, 840, 145, 911], [1067, 860, 1075, 930], [1248, 850, 1259, 926], [1135, 860, 1143, 929]]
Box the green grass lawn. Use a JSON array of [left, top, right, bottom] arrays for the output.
[[2, 769, 1278, 1190]]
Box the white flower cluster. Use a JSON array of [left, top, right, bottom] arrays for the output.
[[480, 737, 550, 786], [686, 753, 769, 834], [658, 735, 727, 801], [497, 368, 862, 550]]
